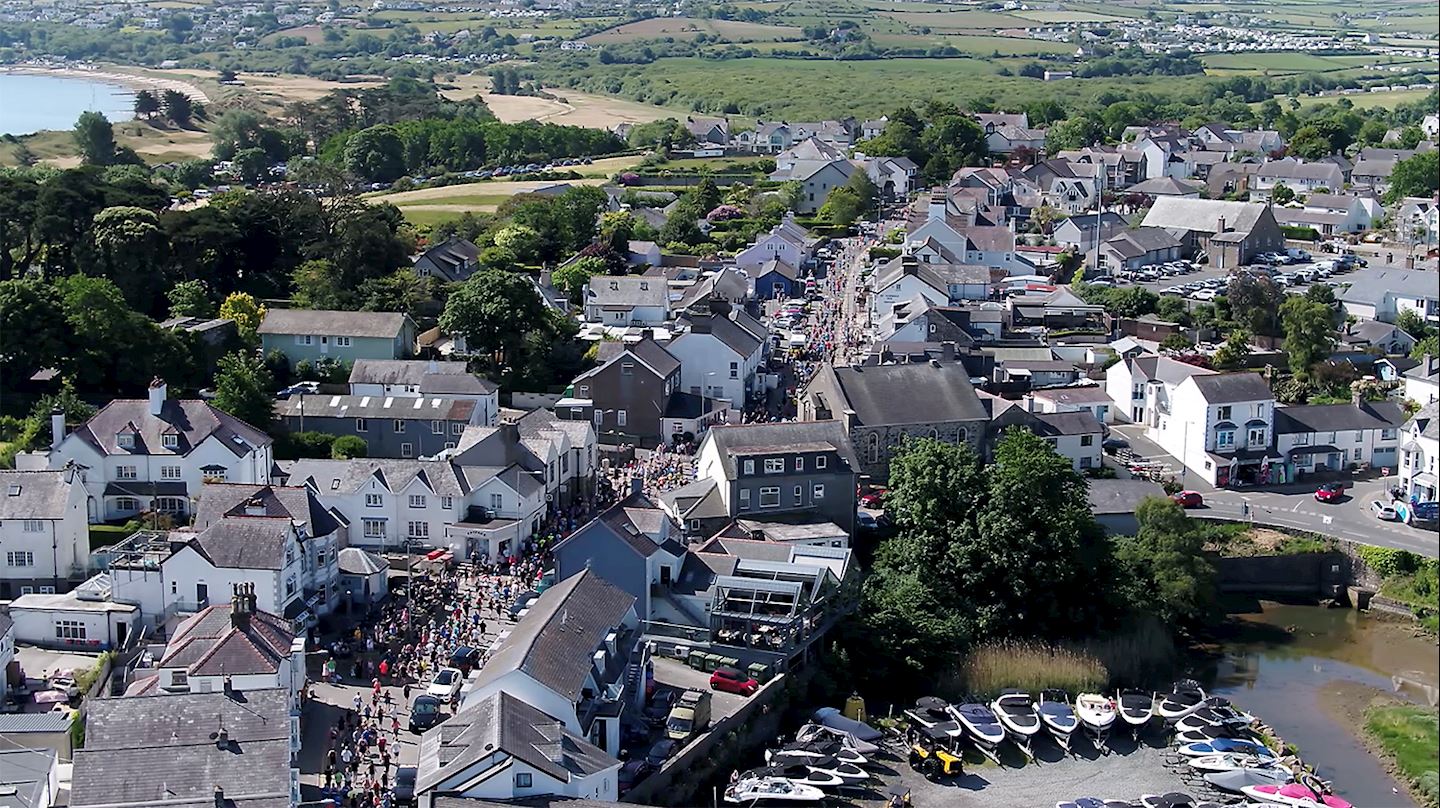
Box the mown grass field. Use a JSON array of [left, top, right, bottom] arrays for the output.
[[584, 17, 802, 44], [1281, 87, 1436, 110]]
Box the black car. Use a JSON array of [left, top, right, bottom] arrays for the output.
[[644, 739, 679, 768], [450, 646, 481, 674], [507, 590, 539, 620], [392, 766, 417, 805], [409, 695, 444, 732], [619, 759, 655, 793], [641, 690, 677, 728]]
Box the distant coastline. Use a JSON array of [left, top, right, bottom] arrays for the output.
[[0, 63, 212, 105]]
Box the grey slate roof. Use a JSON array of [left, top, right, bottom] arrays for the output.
[[469, 569, 635, 702], [418, 690, 618, 795], [73, 397, 271, 457], [1033, 410, 1104, 436], [1407, 402, 1439, 440], [584, 276, 668, 309], [1132, 355, 1216, 385], [705, 421, 860, 480], [1339, 268, 1440, 307], [828, 363, 987, 426], [160, 601, 295, 676], [1188, 372, 1274, 403], [1274, 401, 1406, 434], [257, 308, 409, 338], [194, 483, 340, 536], [338, 547, 386, 576], [0, 712, 73, 734], [274, 394, 477, 421], [677, 312, 763, 358], [190, 517, 292, 570], [0, 748, 55, 808], [70, 688, 292, 808], [349, 359, 497, 395], [0, 470, 73, 520], [283, 457, 470, 499]]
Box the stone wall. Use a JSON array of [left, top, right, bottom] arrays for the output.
[[1214, 551, 1349, 598]]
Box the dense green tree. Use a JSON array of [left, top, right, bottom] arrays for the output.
[[134, 90, 161, 119], [162, 89, 194, 128], [291, 259, 350, 310], [357, 269, 436, 320], [1396, 309, 1433, 341], [1412, 334, 1439, 361], [552, 256, 606, 303], [212, 351, 276, 429], [659, 199, 704, 246], [0, 279, 67, 383], [1281, 296, 1336, 375], [1212, 329, 1253, 370], [91, 205, 169, 311], [1112, 497, 1218, 629], [73, 111, 117, 165], [493, 223, 540, 259], [1225, 273, 1284, 336], [343, 124, 407, 182], [232, 147, 272, 185], [1270, 183, 1295, 204], [439, 269, 548, 369], [219, 292, 266, 345], [331, 435, 369, 459], [166, 279, 216, 319], [1384, 151, 1439, 203]]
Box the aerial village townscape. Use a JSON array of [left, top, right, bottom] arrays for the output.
[[0, 0, 1437, 807]]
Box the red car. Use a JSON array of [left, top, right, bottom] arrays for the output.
[[859, 489, 887, 509], [1173, 490, 1204, 508], [1314, 483, 1346, 503], [709, 666, 759, 696]]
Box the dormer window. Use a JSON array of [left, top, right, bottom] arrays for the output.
[[162, 434, 179, 450], [117, 433, 135, 449]]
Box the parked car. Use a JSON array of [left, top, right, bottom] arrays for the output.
[[1314, 482, 1346, 503], [449, 646, 481, 674], [619, 759, 656, 793], [408, 694, 444, 732], [426, 667, 464, 701], [1102, 437, 1130, 453], [1173, 490, 1204, 508], [643, 690, 678, 728], [859, 489, 887, 509], [275, 381, 320, 399], [392, 766, 418, 805], [1190, 289, 1217, 302], [645, 739, 679, 768], [856, 511, 879, 531], [710, 666, 760, 696], [1370, 500, 1399, 521], [507, 590, 539, 620]]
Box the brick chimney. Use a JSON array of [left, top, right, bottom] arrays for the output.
[[231, 583, 253, 629]]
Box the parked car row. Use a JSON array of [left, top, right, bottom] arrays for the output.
[[1116, 260, 1201, 283]]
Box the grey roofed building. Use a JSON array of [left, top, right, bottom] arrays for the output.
[[584, 338, 682, 381], [416, 690, 617, 796], [818, 362, 987, 426], [873, 259, 992, 295], [469, 569, 636, 703], [1101, 227, 1184, 259], [1033, 410, 1104, 436], [194, 483, 340, 535], [337, 546, 386, 576], [1256, 158, 1345, 186], [0, 748, 56, 808], [70, 688, 293, 808], [70, 397, 271, 457], [274, 394, 478, 422], [190, 518, 294, 571], [584, 276, 669, 310], [1188, 372, 1275, 403], [412, 236, 481, 283], [1273, 401, 1406, 434], [0, 469, 74, 520], [704, 420, 861, 480], [1125, 176, 1204, 196], [257, 308, 410, 339], [1339, 268, 1440, 310], [281, 457, 470, 499], [678, 309, 763, 357], [158, 598, 296, 676], [349, 359, 498, 395], [1139, 197, 1270, 236], [1132, 354, 1217, 385]]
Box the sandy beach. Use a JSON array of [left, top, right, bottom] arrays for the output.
[[0, 64, 213, 104]]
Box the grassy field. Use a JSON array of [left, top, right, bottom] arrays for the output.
[[1283, 87, 1436, 110], [374, 157, 641, 224], [1365, 702, 1439, 807], [584, 16, 802, 44]]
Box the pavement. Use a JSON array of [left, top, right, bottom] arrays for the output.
[[1108, 424, 1438, 558]]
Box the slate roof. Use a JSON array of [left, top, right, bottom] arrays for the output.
[[584, 276, 668, 309], [1273, 401, 1406, 434], [338, 547, 386, 576], [1188, 372, 1274, 403], [190, 517, 293, 571], [348, 359, 498, 395], [1140, 197, 1270, 236], [283, 457, 470, 499], [1030, 386, 1113, 405], [1256, 158, 1344, 185], [1407, 402, 1439, 440], [1132, 355, 1216, 386], [1339, 268, 1440, 307], [194, 483, 340, 536], [826, 363, 987, 426], [70, 688, 293, 808], [705, 421, 859, 480], [0, 470, 74, 520], [469, 569, 636, 702], [755, 257, 800, 280], [559, 493, 683, 560], [160, 601, 296, 676], [1102, 228, 1183, 259], [73, 397, 271, 457], [1125, 177, 1204, 196], [417, 690, 617, 795], [274, 394, 477, 422], [1087, 478, 1167, 515], [1033, 410, 1104, 436], [678, 312, 763, 357], [0, 748, 55, 808], [258, 308, 409, 338], [413, 237, 480, 282]]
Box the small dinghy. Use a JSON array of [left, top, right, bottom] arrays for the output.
[[1176, 738, 1278, 759], [811, 706, 883, 742], [1241, 782, 1352, 808], [949, 701, 1005, 763], [740, 765, 845, 791], [1204, 767, 1294, 794], [1076, 692, 1118, 750], [1117, 689, 1155, 738], [1037, 689, 1080, 754], [990, 690, 1042, 760], [1156, 680, 1208, 722], [723, 776, 826, 805]]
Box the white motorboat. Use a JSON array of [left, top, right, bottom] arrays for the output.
[[723, 777, 826, 805], [1037, 689, 1080, 754], [1176, 738, 1278, 759], [1117, 689, 1155, 737], [1175, 699, 1255, 734], [1187, 753, 1291, 774], [905, 696, 965, 746], [948, 701, 1005, 762], [989, 690, 1043, 759], [806, 756, 868, 786], [765, 739, 866, 768], [740, 765, 845, 791], [1138, 793, 1226, 808], [794, 723, 880, 756], [1057, 799, 1139, 808], [1156, 680, 1208, 722], [1076, 692, 1118, 749], [1203, 767, 1293, 794]]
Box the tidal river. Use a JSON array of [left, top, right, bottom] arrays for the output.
[[1207, 602, 1438, 808]]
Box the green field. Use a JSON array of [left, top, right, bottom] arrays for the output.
[[1284, 87, 1437, 110]]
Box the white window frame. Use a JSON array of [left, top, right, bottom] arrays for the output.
[[738, 489, 751, 509], [365, 493, 383, 508], [334, 336, 352, 347], [617, 410, 627, 428], [363, 519, 387, 539], [162, 433, 179, 449], [409, 494, 427, 509], [763, 458, 784, 474], [295, 335, 313, 346], [441, 496, 453, 509], [355, 418, 368, 432], [743, 460, 755, 475], [160, 465, 182, 480], [813, 484, 825, 500], [794, 457, 804, 472], [394, 419, 406, 433], [401, 443, 414, 458], [22, 519, 44, 533], [408, 521, 430, 539], [489, 493, 503, 510], [815, 455, 826, 469], [451, 422, 464, 435], [759, 487, 781, 508], [431, 420, 444, 435], [116, 465, 138, 481], [793, 484, 803, 502], [6, 551, 35, 567]]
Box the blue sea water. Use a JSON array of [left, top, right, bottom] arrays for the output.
[[0, 72, 136, 136]]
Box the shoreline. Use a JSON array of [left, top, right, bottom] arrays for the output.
[[0, 64, 212, 105], [1318, 679, 1435, 808]]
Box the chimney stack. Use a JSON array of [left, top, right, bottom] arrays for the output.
[[214, 786, 225, 808], [51, 409, 66, 451], [231, 583, 253, 629], [215, 728, 229, 751], [148, 378, 168, 417], [629, 475, 644, 498]]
